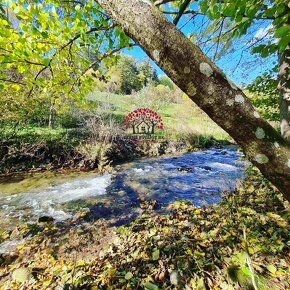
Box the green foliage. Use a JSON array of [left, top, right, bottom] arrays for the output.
[[1, 0, 285, 130], [0, 0, 131, 106], [158, 76, 174, 90], [247, 68, 280, 121], [198, 0, 289, 56], [132, 84, 176, 111], [94, 55, 159, 95], [139, 60, 159, 87], [115, 55, 143, 94]]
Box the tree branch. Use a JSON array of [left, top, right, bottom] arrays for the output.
[[163, 10, 199, 15], [24, 24, 115, 98], [161, 7, 275, 20], [68, 42, 136, 94], [59, 24, 115, 52], [213, 18, 224, 60], [173, 0, 191, 26], [0, 78, 26, 85], [154, 0, 177, 7]]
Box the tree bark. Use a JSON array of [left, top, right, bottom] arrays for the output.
[[97, 0, 290, 201], [48, 100, 55, 129], [278, 44, 290, 141]]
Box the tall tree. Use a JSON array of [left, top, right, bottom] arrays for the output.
[[95, 0, 290, 199], [139, 59, 159, 86], [115, 55, 143, 94], [156, 0, 290, 139]]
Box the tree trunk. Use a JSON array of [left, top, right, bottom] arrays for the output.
[[48, 100, 55, 129], [278, 44, 290, 141], [97, 0, 290, 201]]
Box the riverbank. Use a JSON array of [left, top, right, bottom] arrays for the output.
[[0, 134, 230, 176], [0, 169, 289, 289]]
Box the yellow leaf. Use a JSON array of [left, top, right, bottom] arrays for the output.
[[186, 248, 193, 255], [276, 220, 287, 227], [43, 279, 52, 286], [194, 251, 205, 257], [247, 185, 255, 192], [77, 260, 85, 267], [248, 247, 255, 255], [194, 209, 201, 215]]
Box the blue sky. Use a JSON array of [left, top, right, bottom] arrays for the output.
[[123, 8, 276, 87]]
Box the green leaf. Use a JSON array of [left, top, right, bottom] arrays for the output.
[[246, 6, 257, 18], [267, 265, 277, 274], [13, 6, 20, 14], [41, 31, 49, 39], [241, 266, 251, 276], [278, 36, 290, 51], [125, 272, 133, 280], [143, 282, 159, 290], [152, 248, 160, 260], [236, 14, 243, 23], [43, 58, 50, 67], [274, 25, 290, 38], [199, 1, 208, 13], [251, 44, 266, 54]]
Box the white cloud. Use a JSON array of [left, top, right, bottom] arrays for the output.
[[254, 24, 274, 40]]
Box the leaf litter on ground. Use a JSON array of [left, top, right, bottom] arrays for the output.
[[0, 168, 289, 289]]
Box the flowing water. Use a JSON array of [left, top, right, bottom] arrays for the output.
[[0, 146, 247, 253]]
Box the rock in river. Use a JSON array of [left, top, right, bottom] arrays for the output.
[[38, 216, 54, 223]]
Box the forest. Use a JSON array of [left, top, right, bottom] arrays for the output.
[[0, 0, 289, 289]]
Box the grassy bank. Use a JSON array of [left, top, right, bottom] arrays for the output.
[[0, 92, 231, 175], [94, 92, 230, 142], [0, 169, 289, 289]]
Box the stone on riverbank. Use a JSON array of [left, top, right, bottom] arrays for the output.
[[12, 267, 33, 283]]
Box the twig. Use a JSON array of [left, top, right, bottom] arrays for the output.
[[0, 78, 26, 85], [154, 0, 178, 7], [68, 42, 136, 94], [243, 228, 258, 290], [26, 24, 115, 97], [71, 252, 78, 286], [213, 18, 224, 61], [179, 14, 197, 30]]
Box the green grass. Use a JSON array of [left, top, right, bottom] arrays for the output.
[[93, 92, 230, 142], [0, 125, 87, 146], [0, 91, 230, 146]]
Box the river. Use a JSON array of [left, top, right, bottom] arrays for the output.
[[0, 146, 246, 253]]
